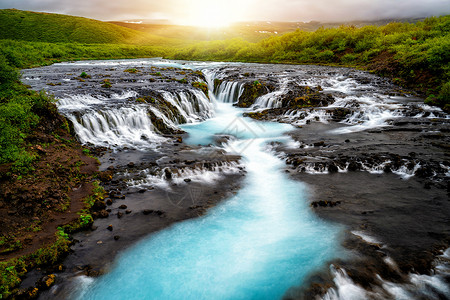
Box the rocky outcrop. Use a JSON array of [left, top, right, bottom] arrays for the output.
[[236, 81, 276, 107]]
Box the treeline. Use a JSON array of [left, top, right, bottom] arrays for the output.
[[170, 16, 450, 110]]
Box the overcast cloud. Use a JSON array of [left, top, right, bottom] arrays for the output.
[[0, 0, 449, 23]]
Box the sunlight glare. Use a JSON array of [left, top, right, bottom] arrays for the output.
[[182, 0, 236, 28]]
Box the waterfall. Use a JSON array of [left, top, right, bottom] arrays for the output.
[[160, 90, 214, 122], [68, 107, 166, 149], [57, 88, 217, 149], [215, 81, 244, 103], [252, 77, 290, 109]]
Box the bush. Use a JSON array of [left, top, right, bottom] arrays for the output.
[[437, 81, 450, 111], [315, 50, 335, 62]]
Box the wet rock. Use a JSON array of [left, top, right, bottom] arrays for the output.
[[328, 163, 339, 173], [383, 164, 392, 173], [16, 287, 39, 299], [107, 225, 113, 231], [106, 199, 113, 205], [313, 141, 325, 147], [331, 108, 352, 121], [142, 209, 165, 216], [117, 211, 123, 218], [138, 189, 146, 193], [142, 209, 153, 215], [114, 235, 120, 241], [125, 209, 132, 214], [237, 81, 274, 108], [118, 204, 127, 209], [164, 168, 172, 180], [311, 200, 341, 208], [92, 200, 106, 211], [348, 161, 361, 171], [127, 162, 135, 168], [98, 210, 109, 218], [36, 274, 56, 290], [415, 165, 433, 178], [184, 178, 192, 183]]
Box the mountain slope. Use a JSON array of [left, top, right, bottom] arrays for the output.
[[0, 9, 177, 45]]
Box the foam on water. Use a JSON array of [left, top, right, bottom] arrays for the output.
[[74, 137, 341, 299], [69, 107, 166, 149], [72, 69, 342, 300]]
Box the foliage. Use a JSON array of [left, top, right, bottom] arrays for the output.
[[0, 9, 178, 46], [0, 230, 70, 298], [101, 79, 112, 88], [168, 15, 450, 110], [79, 72, 90, 78], [124, 68, 139, 73], [191, 81, 209, 97]]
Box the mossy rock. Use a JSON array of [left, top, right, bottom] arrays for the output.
[[236, 81, 273, 108], [191, 82, 209, 98]]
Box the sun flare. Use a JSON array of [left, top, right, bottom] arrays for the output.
[[182, 0, 236, 28]]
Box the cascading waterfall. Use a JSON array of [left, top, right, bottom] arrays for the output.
[[160, 90, 214, 122], [72, 68, 342, 300], [68, 107, 166, 148], [58, 88, 214, 149], [253, 77, 290, 109], [214, 81, 244, 103], [19, 60, 450, 300]]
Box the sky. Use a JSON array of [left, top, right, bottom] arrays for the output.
[[0, 0, 449, 27]]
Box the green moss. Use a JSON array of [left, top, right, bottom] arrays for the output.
[[124, 68, 139, 73], [100, 79, 112, 88], [79, 72, 90, 78], [191, 81, 209, 97]]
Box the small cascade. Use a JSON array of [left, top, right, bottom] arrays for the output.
[[253, 77, 290, 109], [128, 161, 243, 189], [68, 106, 166, 149], [55, 88, 217, 149], [214, 81, 244, 103], [160, 90, 214, 122]]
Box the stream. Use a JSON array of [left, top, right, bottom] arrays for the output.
[[21, 59, 450, 299]]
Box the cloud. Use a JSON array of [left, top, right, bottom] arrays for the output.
[[0, 0, 449, 23]]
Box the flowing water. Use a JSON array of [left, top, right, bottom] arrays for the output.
[[71, 67, 342, 300], [21, 59, 449, 299]]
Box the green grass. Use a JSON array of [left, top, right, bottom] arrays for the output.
[[0, 9, 179, 46]]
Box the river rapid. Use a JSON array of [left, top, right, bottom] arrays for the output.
[[22, 59, 450, 299]]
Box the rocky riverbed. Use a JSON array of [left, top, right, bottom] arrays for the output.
[[21, 59, 449, 299]]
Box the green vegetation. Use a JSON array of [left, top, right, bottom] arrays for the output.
[[191, 81, 209, 97], [0, 55, 57, 170], [79, 72, 90, 78], [0, 230, 70, 297], [0, 9, 178, 46], [0, 39, 165, 69], [170, 16, 450, 110], [124, 68, 140, 73], [101, 79, 112, 88], [0, 182, 106, 298]]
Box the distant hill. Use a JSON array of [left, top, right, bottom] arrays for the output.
[[0, 9, 178, 45], [110, 18, 425, 42]]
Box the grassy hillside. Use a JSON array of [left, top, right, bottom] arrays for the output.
[[111, 19, 424, 42], [0, 9, 178, 45]]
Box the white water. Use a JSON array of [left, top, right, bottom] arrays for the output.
[[57, 88, 214, 149], [69, 107, 167, 149], [72, 66, 342, 300]]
